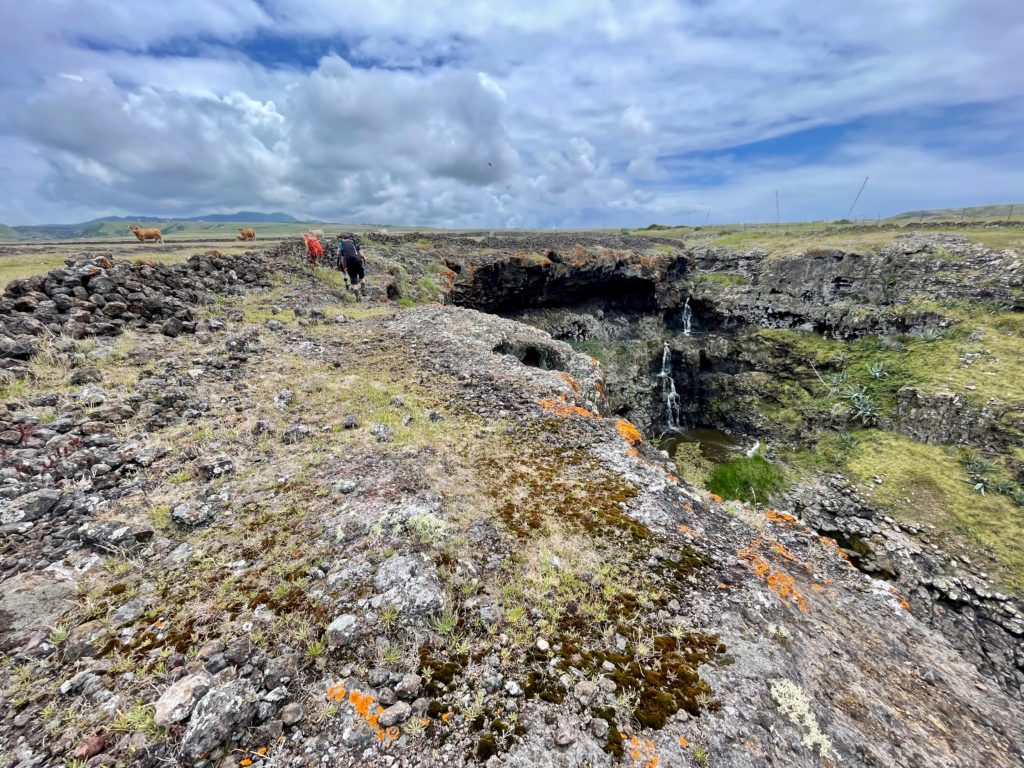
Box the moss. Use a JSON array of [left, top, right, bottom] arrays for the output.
[[845, 431, 1024, 594], [709, 454, 787, 503], [592, 706, 624, 757], [475, 733, 498, 760]]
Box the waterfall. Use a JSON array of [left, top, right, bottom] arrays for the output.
[[682, 297, 692, 337], [658, 342, 682, 429]]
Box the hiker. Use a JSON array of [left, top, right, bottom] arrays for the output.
[[338, 234, 365, 292], [302, 233, 324, 268]]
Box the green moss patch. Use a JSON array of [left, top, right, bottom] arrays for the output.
[[708, 454, 787, 503], [846, 431, 1024, 594]]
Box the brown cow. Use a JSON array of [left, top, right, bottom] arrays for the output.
[[237, 227, 256, 241], [129, 225, 163, 243]]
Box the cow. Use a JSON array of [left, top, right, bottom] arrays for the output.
[[237, 227, 256, 241], [130, 225, 163, 243]]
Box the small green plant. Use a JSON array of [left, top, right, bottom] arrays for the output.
[[111, 704, 160, 738], [404, 716, 427, 737], [825, 371, 848, 387], [379, 603, 399, 630], [842, 383, 867, 401], [167, 469, 191, 484], [433, 610, 458, 636], [306, 637, 327, 659], [866, 360, 888, 379], [851, 394, 878, 425], [693, 746, 709, 764], [991, 478, 1016, 496], [379, 642, 401, 666], [147, 504, 172, 528], [674, 441, 713, 488], [463, 690, 486, 721]]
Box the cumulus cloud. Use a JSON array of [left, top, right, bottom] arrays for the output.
[[1, 0, 1021, 225]]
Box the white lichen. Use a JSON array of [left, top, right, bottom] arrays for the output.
[[770, 678, 840, 762]]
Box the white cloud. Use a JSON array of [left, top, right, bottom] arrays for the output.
[[1, 0, 1021, 225]]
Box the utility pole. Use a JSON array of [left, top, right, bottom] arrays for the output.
[[960, 207, 966, 224], [775, 190, 780, 227], [1009, 204, 1015, 223], [847, 176, 869, 219], [704, 208, 710, 227]]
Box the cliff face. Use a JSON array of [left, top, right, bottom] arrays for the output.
[[1, 239, 1022, 768]]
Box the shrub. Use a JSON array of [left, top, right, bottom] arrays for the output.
[[708, 454, 786, 504], [674, 442, 713, 488]]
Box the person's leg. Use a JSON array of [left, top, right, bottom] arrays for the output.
[[345, 259, 360, 286]]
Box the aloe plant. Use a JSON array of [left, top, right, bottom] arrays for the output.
[[866, 360, 888, 379]]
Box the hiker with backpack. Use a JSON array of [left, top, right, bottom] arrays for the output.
[[338, 234, 366, 294]]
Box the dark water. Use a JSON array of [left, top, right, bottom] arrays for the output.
[[658, 427, 756, 464]]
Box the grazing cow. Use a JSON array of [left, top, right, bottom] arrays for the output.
[[237, 227, 256, 241], [204, 249, 223, 257], [129, 225, 163, 243]]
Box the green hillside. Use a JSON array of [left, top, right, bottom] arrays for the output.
[[889, 203, 1024, 222]]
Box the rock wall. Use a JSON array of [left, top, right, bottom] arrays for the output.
[[1, 252, 269, 379]]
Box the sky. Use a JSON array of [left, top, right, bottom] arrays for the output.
[[1, 1, 1022, 227]]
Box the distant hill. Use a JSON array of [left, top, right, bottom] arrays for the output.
[[889, 203, 1023, 222], [88, 211, 300, 224], [0, 212, 308, 242]]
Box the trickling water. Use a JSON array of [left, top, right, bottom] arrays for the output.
[[658, 342, 682, 429], [681, 297, 692, 336]]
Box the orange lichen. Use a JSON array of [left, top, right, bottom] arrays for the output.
[[738, 543, 810, 613], [256, 747, 268, 756], [818, 535, 852, 562], [766, 509, 797, 526], [709, 493, 723, 503], [343, 689, 399, 743], [239, 761, 252, 767], [615, 418, 643, 446], [326, 683, 347, 702], [889, 586, 911, 612], [538, 399, 597, 418], [627, 735, 661, 767], [560, 372, 582, 394], [441, 711, 452, 723]]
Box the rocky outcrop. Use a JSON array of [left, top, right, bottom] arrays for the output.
[[895, 385, 1011, 447], [690, 233, 1023, 337], [781, 475, 1024, 699], [446, 250, 690, 313], [0, 251, 270, 379]]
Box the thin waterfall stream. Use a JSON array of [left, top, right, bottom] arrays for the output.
[[658, 341, 682, 429]]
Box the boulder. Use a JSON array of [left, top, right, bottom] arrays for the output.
[[181, 679, 259, 760], [153, 671, 212, 726]]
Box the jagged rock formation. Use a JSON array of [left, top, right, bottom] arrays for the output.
[[0, 239, 1022, 768]]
